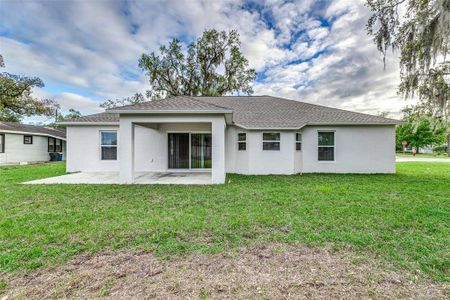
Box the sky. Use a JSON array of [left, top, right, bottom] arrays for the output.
[[0, 0, 417, 124]]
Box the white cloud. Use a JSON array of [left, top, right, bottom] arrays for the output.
[[0, 0, 419, 119]]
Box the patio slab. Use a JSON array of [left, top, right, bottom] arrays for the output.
[[24, 172, 212, 185]]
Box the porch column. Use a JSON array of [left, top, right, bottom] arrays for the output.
[[211, 117, 226, 184], [119, 118, 135, 184]]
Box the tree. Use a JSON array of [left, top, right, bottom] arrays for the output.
[[396, 114, 447, 152], [138, 29, 256, 99], [0, 54, 56, 122], [48, 108, 82, 128], [57, 108, 82, 121], [99, 93, 146, 109], [366, 0, 450, 153]]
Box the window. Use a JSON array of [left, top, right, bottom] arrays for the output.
[[55, 139, 62, 152], [238, 133, 246, 151], [48, 137, 55, 152], [0, 134, 4, 153], [48, 137, 62, 152], [101, 131, 117, 160], [263, 132, 280, 150], [24, 135, 33, 144], [296, 133, 302, 151], [318, 131, 335, 161]]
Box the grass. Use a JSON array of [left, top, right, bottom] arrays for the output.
[[0, 162, 449, 282]]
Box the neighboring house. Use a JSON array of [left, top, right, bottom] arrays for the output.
[[0, 122, 66, 165], [60, 96, 400, 184]]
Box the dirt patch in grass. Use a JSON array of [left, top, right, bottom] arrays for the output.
[[2, 244, 448, 299]]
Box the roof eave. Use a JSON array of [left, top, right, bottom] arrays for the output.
[[306, 121, 400, 126], [233, 123, 306, 130], [57, 121, 119, 126], [0, 129, 66, 140]]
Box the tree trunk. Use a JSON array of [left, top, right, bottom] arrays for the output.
[[447, 134, 450, 156]]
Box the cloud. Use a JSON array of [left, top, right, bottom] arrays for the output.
[[54, 93, 103, 114], [0, 0, 418, 120]]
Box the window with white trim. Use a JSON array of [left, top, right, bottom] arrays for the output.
[[318, 131, 335, 161], [263, 132, 280, 150], [295, 133, 302, 151], [238, 133, 246, 151], [101, 131, 117, 160]]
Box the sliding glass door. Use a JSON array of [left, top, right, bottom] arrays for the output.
[[168, 133, 212, 169], [168, 133, 189, 169], [191, 133, 212, 169]]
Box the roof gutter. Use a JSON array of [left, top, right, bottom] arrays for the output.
[[57, 121, 119, 126], [233, 121, 400, 130]]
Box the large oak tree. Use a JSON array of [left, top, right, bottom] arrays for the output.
[[366, 0, 450, 152], [138, 29, 256, 99], [0, 54, 56, 122]]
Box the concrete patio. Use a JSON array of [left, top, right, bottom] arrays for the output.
[[24, 171, 212, 185]]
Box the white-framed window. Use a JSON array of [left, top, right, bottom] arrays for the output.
[[295, 133, 302, 151], [100, 131, 117, 160], [263, 132, 280, 151], [238, 133, 246, 151], [24, 135, 33, 144], [318, 131, 335, 161]]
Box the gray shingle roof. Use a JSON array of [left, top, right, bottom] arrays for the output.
[[109, 96, 232, 112], [195, 96, 400, 128], [0, 122, 66, 139], [63, 96, 399, 128], [61, 112, 119, 123]]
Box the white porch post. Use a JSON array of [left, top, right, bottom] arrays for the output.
[[211, 117, 226, 184], [119, 118, 135, 183]]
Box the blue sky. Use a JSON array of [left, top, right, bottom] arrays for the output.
[[0, 0, 415, 123]]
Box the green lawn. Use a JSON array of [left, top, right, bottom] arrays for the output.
[[0, 162, 449, 282]]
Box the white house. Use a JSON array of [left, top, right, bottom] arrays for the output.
[[60, 96, 399, 184], [0, 122, 66, 165]]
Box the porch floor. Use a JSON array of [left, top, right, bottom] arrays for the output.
[[23, 171, 212, 185]]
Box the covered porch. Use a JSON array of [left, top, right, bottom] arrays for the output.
[[119, 114, 226, 184]]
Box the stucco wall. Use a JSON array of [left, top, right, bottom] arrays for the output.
[[66, 123, 395, 175], [225, 126, 302, 175], [66, 125, 120, 172], [301, 125, 396, 173], [0, 133, 65, 164], [67, 122, 214, 173]]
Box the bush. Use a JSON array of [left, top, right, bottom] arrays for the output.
[[433, 145, 448, 154], [49, 153, 58, 161]]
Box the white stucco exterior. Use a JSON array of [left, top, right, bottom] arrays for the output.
[[65, 116, 396, 184], [0, 132, 66, 164], [301, 125, 396, 173]]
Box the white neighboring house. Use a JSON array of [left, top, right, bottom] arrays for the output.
[[0, 122, 66, 165], [60, 96, 400, 184]]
